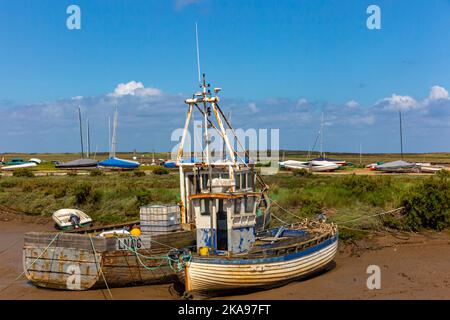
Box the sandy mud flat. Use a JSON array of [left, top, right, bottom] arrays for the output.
[[0, 213, 449, 300]]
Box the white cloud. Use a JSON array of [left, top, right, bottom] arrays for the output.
[[1, 84, 449, 153], [375, 85, 450, 112], [428, 85, 449, 101], [375, 94, 419, 111], [345, 100, 359, 108], [248, 102, 259, 113], [110, 81, 162, 97]]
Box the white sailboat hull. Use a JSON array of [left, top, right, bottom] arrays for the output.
[[311, 164, 339, 172], [1, 162, 37, 171], [281, 160, 339, 172]]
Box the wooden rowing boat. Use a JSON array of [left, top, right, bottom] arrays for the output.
[[23, 224, 195, 290]]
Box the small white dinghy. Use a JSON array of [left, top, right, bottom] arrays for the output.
[[52, 208, 93, 230]]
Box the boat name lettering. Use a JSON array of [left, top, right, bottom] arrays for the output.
[[117, 237, 143, 250]]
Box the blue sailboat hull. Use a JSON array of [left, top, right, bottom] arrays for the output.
[[98, 157, 140, 169]]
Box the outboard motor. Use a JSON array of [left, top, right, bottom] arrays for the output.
[[69, 213, 81, 229]]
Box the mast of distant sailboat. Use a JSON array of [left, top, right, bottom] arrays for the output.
[[399, 110, 404, 160], [78, 106, 84, 158]]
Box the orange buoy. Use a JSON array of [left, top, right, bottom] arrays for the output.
[[130, 227, 141, 236]]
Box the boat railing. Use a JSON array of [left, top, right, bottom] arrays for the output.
[[250, 231, 335, 257]]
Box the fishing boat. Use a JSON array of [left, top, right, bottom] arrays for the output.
[[56, 107, 98, 169], [23, 205, 196, 290], [99, 107, 140, 170], [174, 74, 337, 297]]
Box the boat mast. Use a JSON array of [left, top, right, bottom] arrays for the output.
[[108, 116, 111, 157], [78, 106, 84, 158], [399, 110, 403, 160], [86, 119, 90, 158], [111, 107, 118, 158], [195, 22, 202, 84], [359, 142, 362, 166], [320, 112, 324, 158]]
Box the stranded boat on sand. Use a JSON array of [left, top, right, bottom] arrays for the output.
[[23, 206, 195, 290], [174, 75, 338, 297]]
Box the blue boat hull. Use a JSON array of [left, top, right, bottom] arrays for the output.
[[98, 157, 140, 169]]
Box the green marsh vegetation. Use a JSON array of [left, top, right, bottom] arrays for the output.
[[0, 171, 449, 240], [0, 173, 180, 224]]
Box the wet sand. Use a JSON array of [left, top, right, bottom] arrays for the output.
[[1, 214, 449, 300]]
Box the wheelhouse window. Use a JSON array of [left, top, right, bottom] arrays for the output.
[[235, 174, 241, 190], [242, 173, 247, 189], [202, 174, 209, 190], [200, 198, 211, 215], [248, 172, 254, 189], [244, 196, 255, 213], [234, 198, 241, 214]]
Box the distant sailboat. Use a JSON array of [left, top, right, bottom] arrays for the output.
[[311, 113, 346, 166], [56, 107, 98, 169], [99, 107, 140, 170], [280, 113, 340, 172]]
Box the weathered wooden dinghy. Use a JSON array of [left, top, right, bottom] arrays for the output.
[[23, 207, 195, 290]]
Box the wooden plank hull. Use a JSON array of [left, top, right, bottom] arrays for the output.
[[23, 230, 195, 290], [183, 235, 338, 295]]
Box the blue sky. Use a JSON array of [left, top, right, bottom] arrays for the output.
[[0, 0, 449, 153]]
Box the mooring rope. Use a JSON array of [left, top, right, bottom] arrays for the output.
[[0, 232, 61, 294], [116, 235, 191, 273], [270, 198, 304, 221], [337, 207, 405, 225], [269, 195, 405, 229], [88, 235, 114, 300], [269, 211, 290, 225]]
